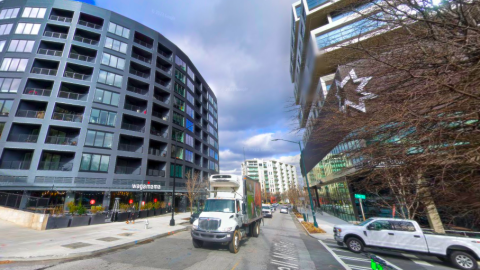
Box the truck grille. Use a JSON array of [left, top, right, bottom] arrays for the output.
[[198, 217, 221, 231]]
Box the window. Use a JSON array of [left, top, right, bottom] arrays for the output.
[[0, 99, 12, 116], [185, 150, 193, 163], [108, 22, 130, 39], [208, 114, 214, 124], [170, 164, 182, 178], [171, 145, 183, 160], [175, 69, 186, 84], [84, 130, 113, 148], [80, 153, 110, 172], [89, 108, 117, 126], [215, 152, 218, 160], [187, 78, 194, 91], [185, 134, 193, 147], [0, 23, 13, 35], [97, 70, 123, 87], [174, 83, 185, 97], [0, 122, 4, 138], [173, 112, 184, 126], [186, 119, 193, 132], [0, 58, 28, 72], [21, 7, 46, 18], [185, 166, 193, 178], [173, 96, 185, 111], [0, 78, 20, 93], [215, 163, 219, 172], [186, 105, 194, 119], [104, 37, 128, 54], [101, 52, 125, 70], [187, 66, 195, 80], [0, 40, 5, 52], [94, 89, 119, 106], [172, 128, 184, 143], [15, 23, 41, 35], [186, 92, 195, 104], [0, 8, 20, 19], [369, 220, 392, 230], [8, 40, 34, 53], [175, 55, 186, 71], [390, 221, 416, 232], [209, 160, 215, 170], [209, 148, 215, 158]]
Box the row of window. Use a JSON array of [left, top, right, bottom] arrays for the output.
[[0, 7, 46, 20]]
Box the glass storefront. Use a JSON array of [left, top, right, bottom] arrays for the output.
[[317, 180, 357, 222]]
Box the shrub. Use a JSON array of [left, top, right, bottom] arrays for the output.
[[91, 206, 98, 214], [301, 221, 326, 234], [120, 203, 130, 212], [76, 204, 87, 215], [160, 201, 166, 208], [96, 205, 104, 212], [66, 201, 77, 215], [146, 202, 153, 210], [154, 201, 161, 209]]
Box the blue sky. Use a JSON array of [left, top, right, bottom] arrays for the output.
[[91, 0, 303, 179]]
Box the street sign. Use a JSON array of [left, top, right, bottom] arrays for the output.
[[354, 194, 366, 200]]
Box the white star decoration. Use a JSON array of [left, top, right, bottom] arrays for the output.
[[335, 69, 377, 113]]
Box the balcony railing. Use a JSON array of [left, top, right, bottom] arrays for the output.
[[118, 143, 143, 153], [157, 65, 171, 74], [45, 136, 78, 146], [124, 103, 145, 113], [57, 91, 88, 101], [158, 50, 172, 60], [23, 88, 51, 97], [155, 79, 170, 88], [49, 15, 72, 23], [154, 94, 169, 104], [73, 35, 98, 45], [126, 85, 148, 95], [134, 38, 153, 49], [148, 148, 167, 157], [38, 48, 63, 57], [121, 123, 145, 133], [147, 169, 166, 177], [69, 53, 96, 62], [31, 67, 57, 76], [78, 20, 102, 30], [38, 162, 73, 171], [44, 31, 68, 39], [8, 134, 38, 143], [152, 111, 168, 121], [64, 71, 91, 81], [150, 129, 167, 138], [115, 166, 141, 175], [0, 161, 31, 170], [52, 112, 83, 122], [16, 110, 45, 119], [132, 53, 151, 64], [130, 69, 150, 79]]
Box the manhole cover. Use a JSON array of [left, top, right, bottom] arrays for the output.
[[97, 237, 120, 242], [118, 233, 134, 236], [62, 242, 92, 249]]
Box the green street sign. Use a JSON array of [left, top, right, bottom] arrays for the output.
[[355, 194, 366, 200]]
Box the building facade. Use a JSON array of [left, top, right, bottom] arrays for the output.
[[0, 0, 219, 210], [241, 159, 298, 198]]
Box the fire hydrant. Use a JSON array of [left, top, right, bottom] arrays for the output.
[[145, 219, 149, 229]]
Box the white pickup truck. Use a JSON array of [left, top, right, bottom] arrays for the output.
[[334, 217, 480, 270]]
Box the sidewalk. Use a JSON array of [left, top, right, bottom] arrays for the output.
[[298, 207, 350, 240], [0, 212, 190, 262]]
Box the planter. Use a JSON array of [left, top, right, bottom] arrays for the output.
[[70, 216, 91, 227], [148, 209, 155, 217], [90, 213, 106, 225], [138, 210, 148, 218], [161, 208, 166, 214], [45, 216, 70, 230], [116, 212, 129, 222]]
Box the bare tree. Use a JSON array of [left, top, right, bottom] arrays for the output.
[[185, 170, 205, 215]]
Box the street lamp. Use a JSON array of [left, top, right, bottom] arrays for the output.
[[271, 138, 319, 228]]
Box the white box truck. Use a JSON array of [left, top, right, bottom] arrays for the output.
[[191, 174, 263, 253]]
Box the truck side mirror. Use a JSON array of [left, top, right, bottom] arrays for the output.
[[367, 224, 376, 230]]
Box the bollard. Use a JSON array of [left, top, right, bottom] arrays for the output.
[[303, 213, 306, 221], [145, 219, 149, 229]]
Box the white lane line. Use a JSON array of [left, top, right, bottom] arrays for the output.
[[347, 265, 373, 270], [272, 255, 298, 261], [271, 259, 298, 268], [338, 255, 372, 263], [330, 248, 354, 253], [412, 260, 434, 266], [401, 253, 418, 258], [373, 254, 403, 270], [318, 240, 352, 270]]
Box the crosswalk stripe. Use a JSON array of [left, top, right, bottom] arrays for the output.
[[412, 260, 433, 266], [338, 256, 372, 262], [270, 261, 298, 269], [271, 259, 298, 268], [318, 240, 352, 270], [348, 265, 374, 270], [272, 255, 298, 261], [330, 248, 353, 253]]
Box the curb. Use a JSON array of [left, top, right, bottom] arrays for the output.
[[1, 226, 188, 262], [292, 213, 332, 240]]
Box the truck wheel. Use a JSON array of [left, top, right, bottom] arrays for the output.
[[252, 221, 260, 238], [229, 230, 240, 253], [192, 238, 203, 248], [346, 237, 364, 253], [450, 251, 478, 270]]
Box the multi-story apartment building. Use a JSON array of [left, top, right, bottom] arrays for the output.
[[241, 159, 298, 197], [0, 0, 219, 210]]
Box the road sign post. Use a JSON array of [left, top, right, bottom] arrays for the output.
[[355, 194, 366, 221]]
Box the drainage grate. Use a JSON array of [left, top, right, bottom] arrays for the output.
[[61, 242, 92, 249], [97, 237, 120, 242], [118, 233, 134, 236]]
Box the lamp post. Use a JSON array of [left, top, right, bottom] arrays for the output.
[[271, 139, 319, 228]]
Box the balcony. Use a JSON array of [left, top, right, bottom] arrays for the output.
[[38, 162, 73, 171], [121, 123, 145, 133], [68, 52, 96, 62], [78, 20, 102, 30], [23, 88, 51, 97], [0, 149, 33, 170], [115, 157, 141, 175], [78, 13, 104, 30], [73, 29, 100, 46], [57, 82, 89, 101], [152, 104, 169, 121], [118, 134, 144, 153], [126, 78, 149, 96], [52, 112, 83, 122], [129, 62, 151, 79], [132, 52, 151, 64], [37, 48, 62, 57], [57, 91, 87, 101], [150, 122, 168, 138], [52, 103, 84, 123], [7, 134, 38, 143], [124, 96, 147, 114], [155, 71, 171, 88], [7, 123, 41, 143], [43, 31, 68, 39], [0, 160, 31, 170], [45, 136, 78, 146], [132, 46, 152, 64], [121, 114, 146, 133], [155, 79, 170, 88], [49, 15, 72, 23], [45, 126, 79, 146], [148, 148, 167, 157], [64, 71, 91, 81], [31, 67, 57, 76], [49, 8, 73, 23], [73, 35, 98, 45], [16, 110, 45, 119], [147, 159, 167, 176], [38, 151, 75, 171], [156, 56, 172, 74], [63, 63, 94, 81], [157, 43, 172, 60], [134, 32, 154, 49], [147, 169, 166, 177], [118, 143, 143, 153], [115, 166, 140, 175]]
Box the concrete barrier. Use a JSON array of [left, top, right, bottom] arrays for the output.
[[0, 206, 49, 230]]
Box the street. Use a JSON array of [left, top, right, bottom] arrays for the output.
[[0, 211, 460, 270]]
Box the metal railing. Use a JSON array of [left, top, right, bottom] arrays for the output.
[[154, 94, 169, 104], [132, 53, 151, 64], [155, 79, 170, 87], [158, 50, 172, 60], [16, 110, 45, 119], [57, 90, 88, 101], [78, 19, 102, 30], [118, 143, 143, 153], [69, 52, 96, 62], [121, 123, 145, 133], [0, 161, 31, 170], [49, 15, 72, 23], [52, 112, 83, 122], [115, 166, 141, 175], [152, 111, 168, 121], [148, 148, 167, 157], [73, 35, 98, 45], [130, 68, 150, 79], [45, 136, 78, 146], [126, 85, 148, 95], [44, 31, 68, 39], [23, 88, 51, 96], [124, 103, 145, 113], [37, 48, 63, 57], [150, 129, 167, 138], [31, 67, 57, 76], [38, 162, 73, 171], [134, 38, 153, 49], [156, 65, 171, 74], [147, 169, 166, 177], [0, 192, 47, 212], [64, 71, 91, 81], [7, 134, 38, 143]]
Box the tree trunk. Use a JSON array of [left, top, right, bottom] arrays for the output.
[[418, 174, 445, 234]]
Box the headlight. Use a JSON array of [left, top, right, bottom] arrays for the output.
[[219, 227, 233, 232], [192, 224, 198, 230]]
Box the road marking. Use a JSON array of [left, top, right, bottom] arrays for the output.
[[318, 240, 352, 270], [338, 255, 372, 262], [347, 265, 372, 270], [330, 248, 354, 253], [271, 259, 298, 269], [231, 260, 240, 270], [273, 254, 298, 261], [373, 254, 403, 270]]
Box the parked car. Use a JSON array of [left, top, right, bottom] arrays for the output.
[[280, 207, 288, 214], [334, 217, 480, 270], [262, 204, 272, 218]]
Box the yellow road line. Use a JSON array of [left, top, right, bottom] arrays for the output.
[[231, 260, 240, 270]]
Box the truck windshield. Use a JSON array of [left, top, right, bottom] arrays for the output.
[[357, 218, 374, 226], [262, 206, 270, 210], [203, 200, 235, 213]]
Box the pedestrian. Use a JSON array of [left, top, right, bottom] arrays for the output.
[[126, 204, 136, 224]]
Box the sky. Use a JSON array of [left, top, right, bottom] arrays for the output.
[[91, 0, 303, 183]]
